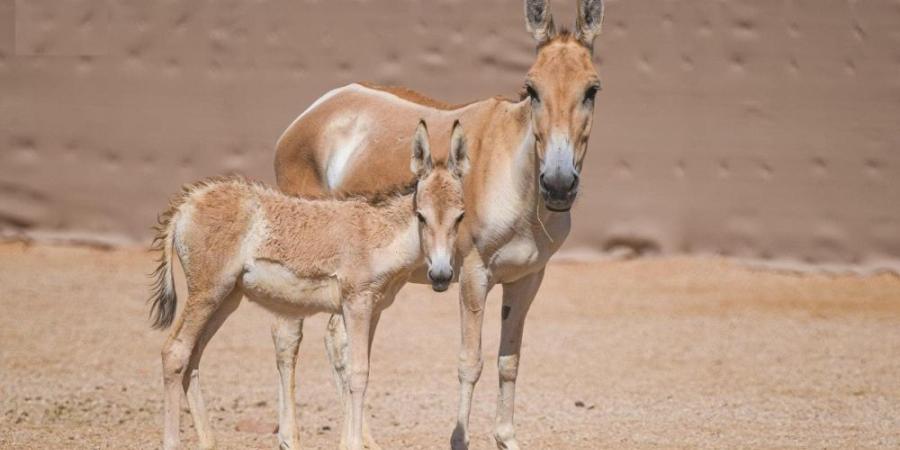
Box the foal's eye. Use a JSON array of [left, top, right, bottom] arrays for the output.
[[526, 85, 539, 103], [454, 212, 465, 226], [584, 85, 600, 104], [416, 212, 427, 224]]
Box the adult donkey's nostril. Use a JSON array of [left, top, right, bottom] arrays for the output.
[[541, 171, 577, 197], [428, 268, 452, 283]]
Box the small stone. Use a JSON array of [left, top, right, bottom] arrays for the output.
[[574, 401, 585, 408]]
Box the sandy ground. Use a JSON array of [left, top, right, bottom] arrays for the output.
[[1, 242, 899, 449]]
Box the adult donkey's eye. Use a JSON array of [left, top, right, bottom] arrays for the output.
[[416, 212, 427, 224], [455, 212, 465, 226]]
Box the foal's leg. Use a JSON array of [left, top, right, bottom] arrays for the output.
[[161, 288, 231, 450], [272, 316, 304, 450], [341, 299, 373, 450], [493, 269, 544, 450], [324, 315, 350, 444], [185, 290, 243, 449], [451, 254, 492, 450], [326, 313, 381, 450]]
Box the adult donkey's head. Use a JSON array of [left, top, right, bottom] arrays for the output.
[[524, 0, 604, 212]]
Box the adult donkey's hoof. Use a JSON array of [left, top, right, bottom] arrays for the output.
[[450, 424, 469, 450]]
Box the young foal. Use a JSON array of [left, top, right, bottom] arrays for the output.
[[149, 121, 469, 450]]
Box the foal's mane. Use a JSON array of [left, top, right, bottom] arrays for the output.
[[168, 174, 419, 209], [333, 179, 418, 207]]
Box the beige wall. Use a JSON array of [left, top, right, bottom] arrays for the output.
[[1, 0, 898, 270]]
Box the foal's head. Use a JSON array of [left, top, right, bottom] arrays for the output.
[[523, 0, 604, 211], [410, 120, 469, 292]]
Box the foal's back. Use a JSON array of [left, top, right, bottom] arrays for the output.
[[173, 179, 360, 283]]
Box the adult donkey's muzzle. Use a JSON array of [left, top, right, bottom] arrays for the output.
[[540, 170, 579, 211], [539, 149, 578, 212], [539, 136, 580, 212], [427, 266, 453, 292]]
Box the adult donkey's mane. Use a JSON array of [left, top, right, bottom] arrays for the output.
[[360, 81, 519, 111]]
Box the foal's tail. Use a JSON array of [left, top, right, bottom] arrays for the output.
[[148, 205, 179, 330]]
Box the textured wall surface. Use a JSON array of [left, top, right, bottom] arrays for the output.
[[1, 0, 899, 270]]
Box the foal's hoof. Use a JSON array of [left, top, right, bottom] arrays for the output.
[[495, 436, 521, 450], [277, 437, 301, 450]]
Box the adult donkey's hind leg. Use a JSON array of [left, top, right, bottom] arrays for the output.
[[493, 269, 544, 450], [272, 316, 304, 450]]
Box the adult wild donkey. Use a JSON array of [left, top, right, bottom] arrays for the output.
[[274, 1, 605, 448], [151, 121, 469, 450]]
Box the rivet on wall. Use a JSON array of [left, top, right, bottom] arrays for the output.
[[680, 54, 694, 72], [675, 159, 686, 179], [787, 56, 800, 77], [76, 55, 93, 75], [864, 159, 881, 180], [758, 161, 773, 180], [717, 160, 731, 179], [787, 22, 800, 39], [697, 19, 712, 38]]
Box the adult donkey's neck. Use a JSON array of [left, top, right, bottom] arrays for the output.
[[463, 98, 570, 259]]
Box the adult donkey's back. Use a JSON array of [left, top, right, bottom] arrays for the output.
[[274, 1, 605, 448]]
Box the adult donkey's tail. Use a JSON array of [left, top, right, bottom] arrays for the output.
[[148, 203, 180, 330]]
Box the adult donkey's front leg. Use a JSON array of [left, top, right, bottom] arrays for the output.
[[494, 269, 544, 450], [451, 253, 493, 450]]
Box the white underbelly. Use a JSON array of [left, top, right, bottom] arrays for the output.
[[241, 260, 342, 316]]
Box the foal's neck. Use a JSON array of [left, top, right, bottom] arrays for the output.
[[363, 193, 422, 277]]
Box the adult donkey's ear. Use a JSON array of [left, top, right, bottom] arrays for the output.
[[525, 0, 556, 45], [575, 0, 604, 51], [410, 119, 433, 178], [448, 120, 470, 179]]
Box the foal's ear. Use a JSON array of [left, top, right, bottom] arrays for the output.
[[410, 120, 433, 178], [524, 0, 556, 45], [575, 0, 604, 51], [448, 120, 470, 179]]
